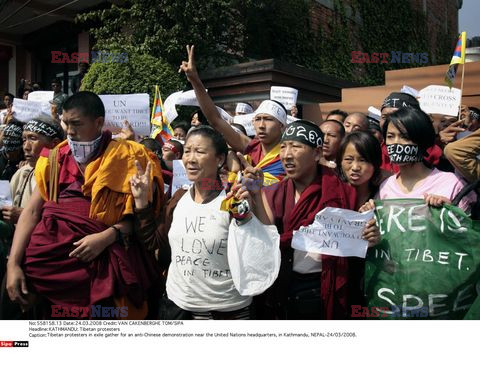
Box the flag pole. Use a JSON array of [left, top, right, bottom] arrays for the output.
[[458, 63, 466, 121]]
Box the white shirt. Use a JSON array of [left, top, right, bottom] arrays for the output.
[[166, 189, 251, 312]]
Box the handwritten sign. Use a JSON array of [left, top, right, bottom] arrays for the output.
[[99, 94, 150, 137], [171, 160, 192, 195], [27, 91, 54, 104], [292, 207, 374, 258], [12, 98, 47, 122], [0, 180, 12, 206], [419, 85, 461, 117], [233, 113, 256, 136], [270, 86, 298, 110]]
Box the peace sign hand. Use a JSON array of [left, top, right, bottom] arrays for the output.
[[236, 152, 264, 195], [130, 160, 152, 209], [178, 45, 198, 82]]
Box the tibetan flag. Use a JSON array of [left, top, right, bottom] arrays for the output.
[[445, 31, 466, 88], [150, 85, 174, 142], [227, 143, 285, 187]]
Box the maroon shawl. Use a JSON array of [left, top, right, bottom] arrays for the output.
[[23, 137, 157, 312], [264, 166, 357, 319]]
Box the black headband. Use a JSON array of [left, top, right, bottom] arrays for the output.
[[381, 92, 420, 111], [470, 110, 480, 121], [2, 123, 23, 152], [281, 120, 323, 148], [24, 119, 63, 139]]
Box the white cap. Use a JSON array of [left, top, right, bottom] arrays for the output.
[[368, 106, 381, 121], [235, 103, 254, 114]]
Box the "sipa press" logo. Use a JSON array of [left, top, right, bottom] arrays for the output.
[[0, 341, 29, 348]]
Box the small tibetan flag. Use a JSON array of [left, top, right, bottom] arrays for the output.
[[445, 31, 466, 88], [150, 85, 174, 142]]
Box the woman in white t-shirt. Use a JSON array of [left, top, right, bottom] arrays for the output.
[[360, 107, 476, 213], [131, 126, 262, 320]]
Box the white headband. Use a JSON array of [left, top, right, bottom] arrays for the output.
[[254, 100, 287, 126], [235, 103, 253, 114]]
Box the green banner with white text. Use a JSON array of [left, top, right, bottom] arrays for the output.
[[365, 199, 480, 319]]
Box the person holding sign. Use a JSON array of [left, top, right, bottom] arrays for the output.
[[246, 120, 380, 319], [179, 45, 285, 187], [360, 107, 475, 214], [6, 92, 163, 318], [132, 126, 280, 319]]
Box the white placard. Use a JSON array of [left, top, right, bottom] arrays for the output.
[[233, 113, 256, 137], [270, 86, 298, 110], [419, 85, 461, 117], [11, 98, 47, 122], [292, 207, 374, 258], [0, 180, 12, 206], [216, 106, 233, 124], [27, 91, 54, 104], [171, 160, 192, 195], [163, 91, 182, 123], [99, 94, 150, 137]]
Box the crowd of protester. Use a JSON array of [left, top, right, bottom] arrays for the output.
[[0, 45, 478, 320]]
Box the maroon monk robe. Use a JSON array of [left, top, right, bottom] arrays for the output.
[[243, 139, 264, 166], [263, 166, 357, 319], [23, 134, 158, 313]]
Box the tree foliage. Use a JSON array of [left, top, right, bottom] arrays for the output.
[[77, 0, 459, 87], [80, 51, 182, 102]]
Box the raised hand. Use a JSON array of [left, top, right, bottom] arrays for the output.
[[178, 45, 198, 82], [117, 120, 135, 141], [236, 152, 264, 195], [129, 160, 152, 209], [439, 119, 466, 145]]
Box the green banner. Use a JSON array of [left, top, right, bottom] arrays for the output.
[[365, 199, 480, 319]]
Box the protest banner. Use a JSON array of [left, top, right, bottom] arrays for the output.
[[171, 160, 192, 195], [292, 207, 373, 258], [99, 94, 150, 137], [27, 91, 54, 104], [419, 85, 461, 117], [270, 86, 298, 110], [11, 98, 46, 122], [365, 199, 480, 319]]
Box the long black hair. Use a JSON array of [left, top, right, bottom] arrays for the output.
[[383, 107, 435, 154]]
